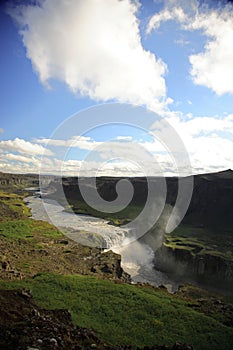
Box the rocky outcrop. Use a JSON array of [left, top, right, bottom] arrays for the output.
[[0, 257, 25, 280], [90, 250, 130, 282]]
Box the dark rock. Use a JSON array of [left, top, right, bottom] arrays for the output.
[[172, 342, 194, 350], [18, 288, 32, 299], [59, 240, 69, 245]]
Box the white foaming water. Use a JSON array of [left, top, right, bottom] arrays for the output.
[[26, 196, 128, 248], [112, 239, 176, 290], [26, 195, 177, 290]]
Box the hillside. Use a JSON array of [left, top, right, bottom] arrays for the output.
[[0, 171, 233, 349]]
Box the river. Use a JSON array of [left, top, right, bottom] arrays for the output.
[[25, 194, 178, 291]]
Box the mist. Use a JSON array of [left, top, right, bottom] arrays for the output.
[[113, 239, 155, 279]]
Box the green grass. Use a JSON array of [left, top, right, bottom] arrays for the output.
[[0, 219, 62, 241], [0, 273, 233, 349], [66, 200, 143, 225], [165, 224, 233, 260], [0, 220, 32, 240], [0, 190, 31, 219]]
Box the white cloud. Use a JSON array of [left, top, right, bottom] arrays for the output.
[[147, 7, 187, 33], [147, 2, 233, 95], [1, 153, 40, 164], [166, 114, 233, 137], [162, 113, 233, 172], [1, 127, 232, 177], [66, 159, 144, 177], [188, 9, 233, 95], [0, 162, 34, 174], [1, 115, 233, 176], [35, 136, 99, 150], [116, 136, 133, 141], [10, 0, 168, 111], [0, 138, 53, 156]]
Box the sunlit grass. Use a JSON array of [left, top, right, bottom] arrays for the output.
[[0, 273, 233, 349]]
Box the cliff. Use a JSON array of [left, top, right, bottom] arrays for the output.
[[154, 243, 233, 294], [0, 172, 39, 186], [183, 169, 233, 230]]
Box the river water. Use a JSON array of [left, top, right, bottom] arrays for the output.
[[25, 194, 177, 291]]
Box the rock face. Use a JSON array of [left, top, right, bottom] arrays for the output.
[[154, 244, 233, 293], [51, 176, 149, 207], [90, 250, 129, 281], [0, 172, 39, 187], [0, 172, 55, 189], [0, 257, 24, 280], [183, 169, 233, 230]]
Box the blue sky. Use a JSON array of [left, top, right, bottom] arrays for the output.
[[0, 0, 233, 176]]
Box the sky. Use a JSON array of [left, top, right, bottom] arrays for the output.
[[0, 0, 233, 176]]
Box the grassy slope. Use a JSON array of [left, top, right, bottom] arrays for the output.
[[0, 273, 233, 349], [0, 190, 31, 220], [0, 190, 127, 281]]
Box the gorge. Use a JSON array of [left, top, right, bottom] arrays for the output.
[[1, 171, 233, 349], [46, 169, 233, 295], [0, 170, 232, 295]]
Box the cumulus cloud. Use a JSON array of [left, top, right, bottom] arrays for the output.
[[62, 159, 144, 177], [9, 0, 168, 111], [147, 6, 187, 33], [162, 112, 233, 172], [0, 161, 35, 174], [147, 1, 233, 95], [35, 136, 100, 150], [1, 153, 40, 165], [188, 9, 233, 95], [0, 138, 53, 156], [1, 118, 233, 176]]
